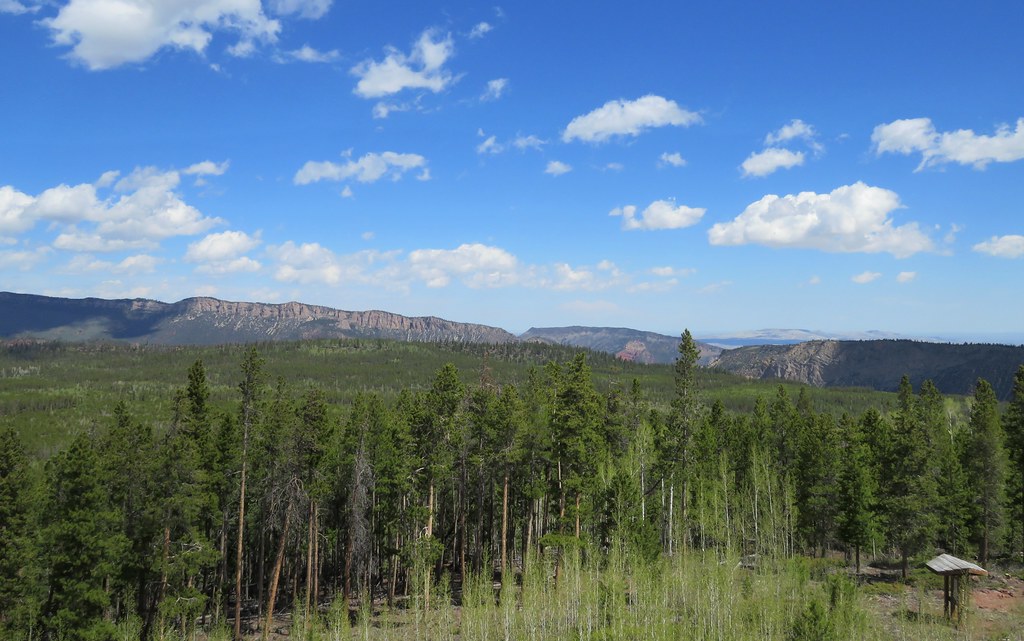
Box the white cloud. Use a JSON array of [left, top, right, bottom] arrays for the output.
[[185, 230, 260, 262], [360, 231, 374, 240], [476, 136, 503, 155], [282, 44, 339, 63], [351, 29, 455, 98], [973, 234, 1024, 258], [806, 275, 822, 286], [0, 0, 36, 14], [610, 199, 705, 231], [896, 271, 916, 283], [197, 256, 261, 274], [650, 266, 695, 278], [765, 119, 819, 147], [371, 101, 411, 119], [468, 21, 492, 39], [267, 241, 396, 285], [0, 247, 50, 270], [562, 95, 701, 143], [267, 0, 332, 20], [4, 166, 222, 251], [708, 182, 933, 258], [42, 0, 282, 70], [183, 160, 229, 176], [512, 134, 546, 151], [659, 152, 686, 167], [341, 186, 353, 198], [408, 243, 519, 288], [295, 151, 428, 184], [741, 148, 805, 177], [604, 162, 624, 171], [0, 185, 39, 236], [545, 160, 572, 176], [482, 77, 508, 101], [68, 253, 160, 274], [873, 117, 1024, 170], [852, 271, 881, 284]]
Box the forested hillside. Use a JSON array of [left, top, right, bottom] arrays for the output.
[[1, 334, 1023, 640]]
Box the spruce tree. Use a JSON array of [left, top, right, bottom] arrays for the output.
[[836, 415, 877, 573], [1004, 364, 1024, 560], [965, 378, 1008, 564], [39, 433, 125, 641], [0, 428, 36, 637]]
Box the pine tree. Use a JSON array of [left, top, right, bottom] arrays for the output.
[[886, 375, 939, 579], [39, 433, 125, 641], [836, 415, 877, 573], [918, 380, 970, 555], [549, 353, 604, 539], [0, 428, 36, 636], [1004, 364, 1024, 560], [965, 378, 1008, 564]]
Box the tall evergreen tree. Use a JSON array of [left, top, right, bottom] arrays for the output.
[[886, 376, 939, 579], [0, 428, 37, 637], [1004, 364, 1024, 560], [836, 415, 877, 573], [965, 378, 1008, 564], [39, 433, 125, 641]]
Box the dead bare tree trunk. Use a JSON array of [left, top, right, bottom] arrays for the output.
[[262, 500, 292, 641], [500, 469, 509, 580]]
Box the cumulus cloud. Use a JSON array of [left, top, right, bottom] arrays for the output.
[[476, 135, 503, 155], [562, 95, 701, 143], [765, 119, 821, 151], [468, 21, 492, 39], [896, 271, 917, 283], [610, 199, 705, 231], [351, 29, 455, 98], [708, 182, 933, 258], [742, 119, 822, 177], [294, 151, 428, 184], [267, 0, 332, 20], [0, 185, 39, 237], [852, 271, 881, 284], [42, 0, 282, 70], [544, 160, 572, 176], [267, 241, 397, 285], [659, 152, 686, 167], [512, 134, 546, 151], [371, 101, 411, 119], [184, 160, 229, 176], [873, 117, 1024, 170], [281, 44, 339, 63], [185, 230, 260, 263], [741, 148, 805, 177], [3, 165, 223, 252], [482, 77, 507, 101], [408, 243, 519, 288], [973, 234, 1024, 258], [0, 247, 50, 270], [0, 0, 36, 14]]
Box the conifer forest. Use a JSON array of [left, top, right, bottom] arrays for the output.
[[2, 334, 1024, 641]]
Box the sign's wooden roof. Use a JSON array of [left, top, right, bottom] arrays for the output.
[[925, 554, 988, 576]]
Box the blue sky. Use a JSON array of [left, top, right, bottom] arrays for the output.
[[1, 1, 1022, 339]]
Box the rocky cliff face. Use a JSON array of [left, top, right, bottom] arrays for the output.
[[710, 339, 1024, 399], [0, 292, 517, 346]]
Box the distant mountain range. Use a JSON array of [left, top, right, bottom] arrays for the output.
[[711, 339, 1024, 400], [520, 326, 721, 365], [3, 292, 1023, 399], [0, 292, 516, 345]]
